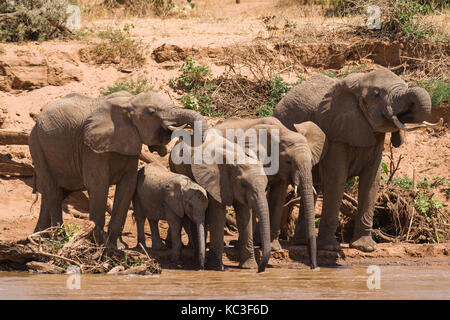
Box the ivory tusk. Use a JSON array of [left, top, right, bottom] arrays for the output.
[[294, 185, 298, 197], [167, 123, 187, 131], [392, 115, 443, 132]]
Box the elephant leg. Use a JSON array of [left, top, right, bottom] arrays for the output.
[[293, 189, 318, 245], [235, 202, 257, 269], [33, 166, 62, 231], [187, 218, 198, 260], [183, 217, 193, 248], [49, 188, 64, 227], [107, 160, 138, 248], [267, 181, 288, 251], [34, 195, 51, 232], [149, 219, 163, 250], [317, 146, 348, 251], [350, 160, 380, 252], [205, 198, 226, 271], [86, 183, 109, 245], [167, 214, 182, 263], [135, 212, 147, 249]]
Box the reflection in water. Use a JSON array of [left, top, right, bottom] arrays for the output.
[[0, 265, 449, 299]]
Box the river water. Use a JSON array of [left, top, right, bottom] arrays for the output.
[[0, 265, 449, 299]]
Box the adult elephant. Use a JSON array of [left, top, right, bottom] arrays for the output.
[[213, 117, 326, 269], [29, 91, 206, 247], [170, 132, 271, 272], [273, 68, 442, 252]]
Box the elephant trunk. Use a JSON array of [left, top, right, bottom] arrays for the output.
[[405, 86, 432, 122], [253, 191, 271, 273], [196, 221, 206, 269], [164, 108, 208, 136], [295, 166, 317, 269], [387, 86, 442, 131]]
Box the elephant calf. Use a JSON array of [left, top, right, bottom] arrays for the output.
[[133, 162, 208, 268]]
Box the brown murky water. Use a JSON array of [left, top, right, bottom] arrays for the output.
[[0, 265, 449, 299]]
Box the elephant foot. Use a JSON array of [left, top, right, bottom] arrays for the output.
[[350, 235, 377, 252], [239, 255, 258, 269], [270, 239, 282, 251], [151, 242, 165, 250], [206, 256, 223, 271], [107, 238, 126, 250], [317, 236, 341, 251], [93, 227, 107, 246]]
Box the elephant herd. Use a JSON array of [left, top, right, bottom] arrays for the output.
[[29, 68, 441, 273]]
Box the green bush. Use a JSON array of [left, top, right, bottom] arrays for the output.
[[417, 78, 450, 107], [257, 75, 305, 117], [169, 57, 217, 117], [100, 75, 154, 96], [0, 0, 70, 42], [83, 23, 148, 68]]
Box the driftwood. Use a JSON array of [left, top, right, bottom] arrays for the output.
[[0, 130, 30, 145], [0, 158, 34, 177], [0, 222, 162, 274]]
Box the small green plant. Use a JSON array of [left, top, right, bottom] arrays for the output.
[[169, 57, 212, 91], [345, 176, 359, 190], [339, 64, 367, 78], [57, 224, 82, 242], [257, 75, 305, 117], [100, 75, 154, 96], [170, 57, 218, 116], [391, 176, 414, 190], [380, 159, 389, 183], [413, 193, 445, 218], [417, 77, 450, 107], [84, 23, 148, 68], [320, 70, 337, 78]]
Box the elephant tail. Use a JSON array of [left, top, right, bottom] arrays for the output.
[[29, 172, 39, 213]]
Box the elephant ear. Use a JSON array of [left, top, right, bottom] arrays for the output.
[[191, 134, 234, 206], [390, 130, 404, 148], [163, 177, 185, 219], [293, 121, 327, 166], [191, 162, 233, 206], [315, 73, 376, 147], [83, 97, 142, 156]]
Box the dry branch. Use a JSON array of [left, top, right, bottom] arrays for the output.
[[0, 130, 30, 145]]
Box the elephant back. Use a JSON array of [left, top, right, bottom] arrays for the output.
[[274, 75, 336, 130]]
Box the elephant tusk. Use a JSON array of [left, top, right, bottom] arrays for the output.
[[168, 123, 187, 131], [392, 115, 443, 132], [294, 185, 298, 197]]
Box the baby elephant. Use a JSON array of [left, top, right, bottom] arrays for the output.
[[133, 162, 208, 268]]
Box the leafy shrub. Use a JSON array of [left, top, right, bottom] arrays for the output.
[[82, 23, 148, 68], [169, 57, 217, 116], [413, 193, 445, 217], [257, 75, 305, 117], [417, 77, 450, 107], [0, 0, 71, 42], [100, 75, 154, 96], [391, 176, 414, 190]]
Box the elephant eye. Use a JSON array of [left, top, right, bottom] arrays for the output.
[[373, 89, 380, 97]]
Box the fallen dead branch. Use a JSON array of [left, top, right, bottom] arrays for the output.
[[0, 130, 29, 145], [0, 222, 162, 274]]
